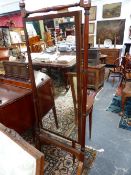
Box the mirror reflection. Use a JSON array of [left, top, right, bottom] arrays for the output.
[[25, 14, 79, 142]]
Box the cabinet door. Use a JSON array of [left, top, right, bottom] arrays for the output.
[[100, 49, 120, 65]]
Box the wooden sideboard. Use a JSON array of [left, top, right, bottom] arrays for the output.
[[88, 64, 105, 91], [0, 71, 56, 133], [100, 48, 120, 65]]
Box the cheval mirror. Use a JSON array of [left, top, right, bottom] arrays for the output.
[[20, 0, 91, 167]]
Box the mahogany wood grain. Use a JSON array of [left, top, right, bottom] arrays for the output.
[[0, 71, 57, 133]]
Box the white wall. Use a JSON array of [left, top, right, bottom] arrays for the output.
[[1, 0, 131, 54], [90, 0, 131, 50]]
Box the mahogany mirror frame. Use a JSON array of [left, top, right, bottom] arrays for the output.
[[22, 10, 83, 143], [20, 1, 90, 163]]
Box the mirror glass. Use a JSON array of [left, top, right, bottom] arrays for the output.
[[25, 11, 82, 143]]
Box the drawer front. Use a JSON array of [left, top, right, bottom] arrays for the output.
[[100, 49, 120, 65]]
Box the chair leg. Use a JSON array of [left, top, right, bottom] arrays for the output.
[[112, 76, 115, 86], [121, 94, 126, 117], [89, 107, 93, 139], [52, 106, 59, 129], [72, 141, 76, 163], [107, 70, 111, 81]]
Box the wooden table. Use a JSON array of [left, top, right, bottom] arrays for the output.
[[32, 53, 76, 89]]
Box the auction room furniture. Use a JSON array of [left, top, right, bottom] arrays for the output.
[[67, 72, 95, 138], [121, 82, 131, 116], [88, 64, 105, 90], [0, 123, 44, 175], [99, 54, 107, 64], [0, 64, 58, 133], [88, 48, 100, 66], [29, 35, 46, 52], [107, 58, 123, 85], [32, 53, 76, 89], [121, 54, 131, 83], [20, 0, 92, 173], [100, 48, 120, 65]]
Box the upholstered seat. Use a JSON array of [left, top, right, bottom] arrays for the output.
[[0, 123, 44, 175]]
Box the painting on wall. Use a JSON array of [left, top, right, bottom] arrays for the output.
[[89, 35, 94, 47], [89, 6, 97, 21], [89, 23, 95, 34], [96, 19, 125, 45], [103, 2, 121, 18], [0, 27, 11, 47]]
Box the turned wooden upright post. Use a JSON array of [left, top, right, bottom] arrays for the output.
[[19, 1, 41, 130], [80, 0, 91, 151]]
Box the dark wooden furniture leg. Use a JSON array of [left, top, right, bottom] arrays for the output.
[[89, 107, 93, 139]]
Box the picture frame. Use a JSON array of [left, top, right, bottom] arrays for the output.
[[89, 23, 95, 34], [89, 35, 94, 47], [89, 6, 97, 21], [96, 19, 125, 45], [103, 2, 121, 18]]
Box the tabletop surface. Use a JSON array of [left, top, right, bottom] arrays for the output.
[[30, 52, 76, 68]]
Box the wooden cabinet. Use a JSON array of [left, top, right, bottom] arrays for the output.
[[0, 83, 34, 133], [0, 71, 56, 133], [100, 48, 120, 65], [88, 64, 105, 90]]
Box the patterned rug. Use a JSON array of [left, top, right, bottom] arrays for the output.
[[22, 129, 96, 175], [42, 87, 78, 140], [43, 144, 96, 175], [22, 86, 97, 174], [107, 95, 131, 131]]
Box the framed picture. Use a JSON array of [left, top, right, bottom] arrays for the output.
[[89, 35, 94, 47], [103, 2, 121, 18], [96, 19, 125, 45], [89, 6, 97, 21], [89, 23, 95, 34]]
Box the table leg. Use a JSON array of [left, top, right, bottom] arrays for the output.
[[61, 68, 69, 91]]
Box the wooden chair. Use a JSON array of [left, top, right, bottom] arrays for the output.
[[107, 58, 123, 85], [121, 82, 131, 117], [121, 54, 131, 84], [67, 72, 95, 139], [0, 123, 44, 175], [29, 35, 46, 52]]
